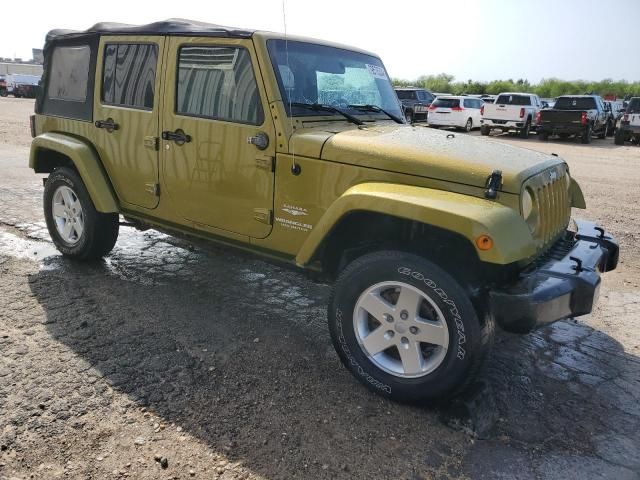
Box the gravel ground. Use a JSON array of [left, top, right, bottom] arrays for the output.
[[1, 97, 639, 480]]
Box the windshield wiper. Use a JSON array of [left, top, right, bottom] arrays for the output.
[[348, 104, 404, 124], [289, 102, 364, 125]]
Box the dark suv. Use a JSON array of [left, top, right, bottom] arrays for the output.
[[395, 87, 435, 123]]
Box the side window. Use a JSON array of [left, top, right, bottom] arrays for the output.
[[48, 46, 91, 102], [176, 46, 264, 125], [102, 43, 158, 109]]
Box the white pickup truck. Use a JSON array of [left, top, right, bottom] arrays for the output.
[[480, 92, 543, 138], [614, 97, 640, 145]]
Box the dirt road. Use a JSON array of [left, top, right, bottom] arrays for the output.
[[1, 97, 639, 479]]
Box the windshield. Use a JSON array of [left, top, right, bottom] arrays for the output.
[[496, 94, 531, 106], [554, 97, 597, 110], [267, 39, 402, 119], [396, 90, 416, 100]]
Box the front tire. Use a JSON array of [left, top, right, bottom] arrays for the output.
[[598, 123, 608, 139], [328, 250, 492, 403], [44, 167, 119, 260], [464, 118, 473, 132], [405, 111, 413, 124]]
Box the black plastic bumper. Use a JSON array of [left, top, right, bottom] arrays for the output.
[[490, 220, 619, 333]]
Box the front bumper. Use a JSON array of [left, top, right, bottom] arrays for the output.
[[490, 220, 619, 333]]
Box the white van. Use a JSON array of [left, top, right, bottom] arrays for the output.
[[427, 96, 483, 132]]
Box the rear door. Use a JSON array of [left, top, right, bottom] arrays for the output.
[[93, 36, 165, 209], [160, 37, 276, 239]]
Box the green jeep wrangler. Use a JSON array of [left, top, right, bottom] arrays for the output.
[[30, 19, 618, 403]]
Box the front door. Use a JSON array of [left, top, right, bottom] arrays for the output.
[[93, 36, 165, 209], [161, 37, 275, 239]]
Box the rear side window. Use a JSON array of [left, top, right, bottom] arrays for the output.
[[463, 99, 481, 109], [102, 43, 158, 109], [415, 90, 434, 103], [432, 98, 460, 108], [47, 46, 91, 102], [496, 94, 531, 106], [396, 90, 417, 100], [176, 46, 264, 125], [39, 41, 97, 121], [627, 99, 640, 113]]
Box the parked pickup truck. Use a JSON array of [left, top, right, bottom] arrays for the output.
[[3, 74, 41, 98], [480, 92, 542, 138], [614, 97, 640, 145], [537, 95, 609, 144]]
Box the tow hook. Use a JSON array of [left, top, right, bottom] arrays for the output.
[[570, 256, 583, 272]]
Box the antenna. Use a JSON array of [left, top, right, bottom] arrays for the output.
[[282, 0, 299, 174]]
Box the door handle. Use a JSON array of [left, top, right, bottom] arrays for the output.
[[162, 129, 191, 146], [95, 118, 119, 132]]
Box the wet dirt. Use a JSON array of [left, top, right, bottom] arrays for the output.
[[1, 98, 639, 479]]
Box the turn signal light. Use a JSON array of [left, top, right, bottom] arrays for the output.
[[581, 112, 588, 125], [476, 235, 494, 251], [480, 105, 485, 115], [519, 107, 525, 118]]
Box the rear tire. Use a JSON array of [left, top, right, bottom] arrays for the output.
[[581, 124, 592, 144], [614, 130, 625, 145], [539, 130, 549, 141], [328, 250, 493, 403], [480, 125, 490, 136], [44, 167, 119, 260]]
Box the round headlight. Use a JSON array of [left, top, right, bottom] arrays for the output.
[[522, 188, 534, 220]]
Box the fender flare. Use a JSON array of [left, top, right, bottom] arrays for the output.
[[295, 183, 536, 266], [30, 133, 119, 213]]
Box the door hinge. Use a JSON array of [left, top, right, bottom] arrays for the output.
[[255, 155, 275, 172], [145, 183, 160, 197], [144, 136, 159, 151], [253, 208, 273, 225]]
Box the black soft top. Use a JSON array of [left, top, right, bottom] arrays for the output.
[[46, 18, 254, 43]]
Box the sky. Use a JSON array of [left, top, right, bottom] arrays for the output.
[[1, 0, 638, 83]]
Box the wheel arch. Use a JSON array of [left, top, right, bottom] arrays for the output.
[[296, 183, 535, 278], [30, 133, 119, 213]]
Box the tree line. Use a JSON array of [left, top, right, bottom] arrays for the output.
[[392, 74, 640, 99]]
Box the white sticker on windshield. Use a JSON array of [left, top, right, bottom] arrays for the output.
[[366, 64, 387, 80]]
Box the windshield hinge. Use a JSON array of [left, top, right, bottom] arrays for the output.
[[484, 170, 502, 199]]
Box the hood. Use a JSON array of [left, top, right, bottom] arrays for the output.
[[291, 124, 563, 193]]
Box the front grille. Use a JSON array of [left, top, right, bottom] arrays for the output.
[[525, 166, 572, 251]]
